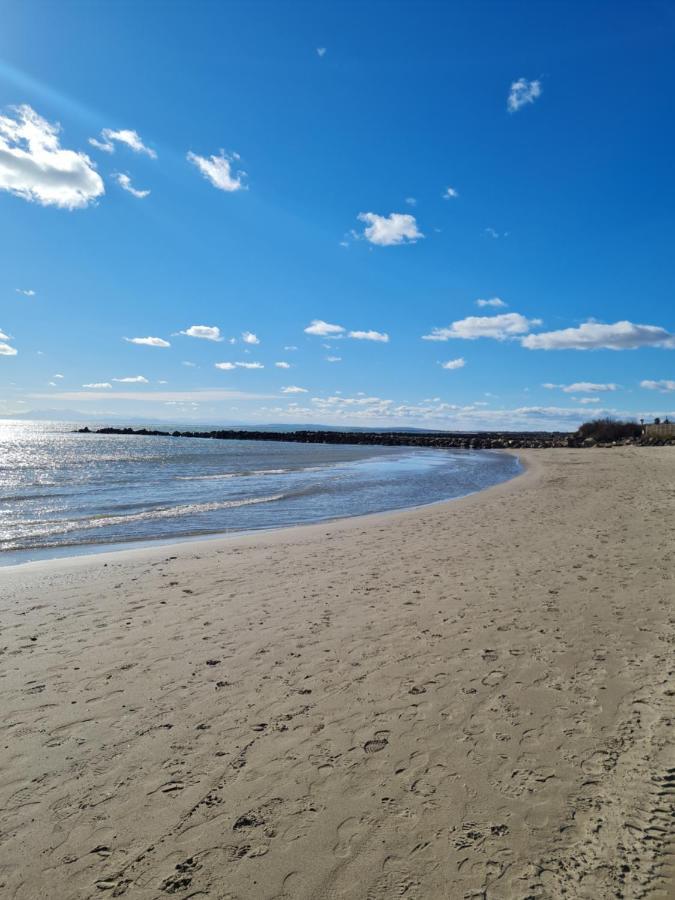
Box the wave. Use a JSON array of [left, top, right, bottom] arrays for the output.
[[2, 493, 287, 543], [176, 465, 325, 481]]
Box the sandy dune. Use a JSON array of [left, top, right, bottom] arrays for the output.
[[0, 448, 673, 899]]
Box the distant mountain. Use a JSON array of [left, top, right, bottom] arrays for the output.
[[0, 409, 169, 425], [2, 414, 460, 433]]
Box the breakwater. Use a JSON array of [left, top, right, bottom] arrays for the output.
[[76, 426, 575, 449]]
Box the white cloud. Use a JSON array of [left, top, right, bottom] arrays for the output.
[[275, 361, 291, 369], [441, 357, 466, 370], [242, 331, 259, 344], [348, 330, 389, 342], [282, 386, 308, 393], [187, 150, 246, 192], [115, 173, 150, 199], [0, 329, 10, 340], [0, 342, 17, 356], [442, 186, 458, 199], [82, 382, 111, 389], [182, 361, 197, 367], [0, 104, 104, 209], [476, 297, 507, 308], [508, 78, 542, 113], [423, 312, 540, 341], [284, 345, 298, 351], [179, 325, 223, 342], [113, 375, 149, 383], [89, 128, 156, 158], [579, 397, 600, 403], [543, 381, 618, 393], [53, 373, 64, 379], [641, 379, 675, 392], [317, 47, 326, 57], [326, 356, 341, 363], [304, 319, 345, 336], [215, 361, 264, 370], [16, 288, 35, 297], [124, 336, 171, 347], [357, 212, 423, 246], [522, 320, 675, 351], [405, 196, 416, 206]]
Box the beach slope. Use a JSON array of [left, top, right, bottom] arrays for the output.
[[0, 448, 673, 899]]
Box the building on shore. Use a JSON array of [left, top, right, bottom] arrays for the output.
[[642, 419, 675, 440]]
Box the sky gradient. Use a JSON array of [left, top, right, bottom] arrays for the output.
[[1, 0, 674, 429]]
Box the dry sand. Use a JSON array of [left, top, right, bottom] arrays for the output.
[[0, 448, 673, 900]]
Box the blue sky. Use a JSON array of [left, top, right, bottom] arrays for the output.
[[1, 0, 674, 429]]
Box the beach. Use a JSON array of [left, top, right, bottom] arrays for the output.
[[0, 447, 673, 899]]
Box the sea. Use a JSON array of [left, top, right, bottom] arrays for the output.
[[0, 420, 521, 565]]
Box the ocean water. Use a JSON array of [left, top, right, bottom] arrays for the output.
[[0, 421, 521, 564]]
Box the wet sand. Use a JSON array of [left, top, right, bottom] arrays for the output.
[[0, 448, 673, 899]]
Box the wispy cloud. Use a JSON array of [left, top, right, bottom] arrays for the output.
[[325, 355, 341, 363], [507, 78, 542, 113], [16, 288, 36, 297], [442, 186, 458, 199], [357, 212, 423, 246], [423, 313, 540, 341], [476, 297, 507, 308], [522, 321, 675, 351], [0, 104, 104, 209], [441, 357, 466, 370], [89, 128, 156, 158], [543, 382, 618, 393], [215, 361, 264, 370], [114, 173, 150, 198], [31, 389, 277, 402], [124, 336, 170, 347], [348, 330, 389, 342], [82, 382, 111, 389], [316, 47, 326, 57], [179, 325, 223, 342], [641, 379, 675, 392], [281, 385, 308, 393], [275, 361, 291, 369], [112, 375, 148, 383], [187, 150, 246, 192]]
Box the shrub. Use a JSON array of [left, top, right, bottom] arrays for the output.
[[577, 418, 641, 443]]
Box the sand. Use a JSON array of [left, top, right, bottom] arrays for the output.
[[0, 447, 673, 900]]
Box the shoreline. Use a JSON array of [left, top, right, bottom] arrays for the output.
[[0, 449, 526, 573], [1, 447, 672, 899]]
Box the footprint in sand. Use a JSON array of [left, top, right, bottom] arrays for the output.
[[159, 780, 185, 793], [333, 816, 362, 858], [482, 670, 506, 687]]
